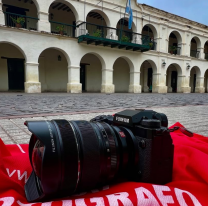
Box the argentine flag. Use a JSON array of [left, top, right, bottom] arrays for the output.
[[125, 0, 133, 29]]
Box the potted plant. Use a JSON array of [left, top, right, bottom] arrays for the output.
[[10, 16, 25, 28], [170, 45, 177, 54], [121, 35, 130, 43], [56, 25, 65, 35], [149, 42, 153, 49], [93, 29, 102, 38]]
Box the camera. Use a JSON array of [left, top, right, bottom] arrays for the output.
[[24, 109, 174, 202]]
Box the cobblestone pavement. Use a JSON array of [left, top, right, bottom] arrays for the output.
[[0, 93, 208, 118], [0, 104, 208, 144]]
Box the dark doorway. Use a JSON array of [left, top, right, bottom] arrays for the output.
[[171, 71, 178, 93], [80, 64, 86, 91], [147, 68, 153, 92], [193, 74, 196, 93], [7, 58, 25, 90]]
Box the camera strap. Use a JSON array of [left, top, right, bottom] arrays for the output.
[[168, 126, 194, 137]]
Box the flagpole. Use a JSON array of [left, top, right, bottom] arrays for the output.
[[120, 0, 129, 43]]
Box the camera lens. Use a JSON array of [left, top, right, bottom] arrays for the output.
[[25, 119, 138, 202]]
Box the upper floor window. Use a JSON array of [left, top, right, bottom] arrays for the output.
[[190, 37, 201, 58], [168, 31, 182, 55], [142, 25, 157, 50], [3, 0, 38, 30]]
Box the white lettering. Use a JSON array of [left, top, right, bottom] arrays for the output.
[[106, 192, 133, 206], [6, 168, 16, 177], [17, 170, 28, 183], [175, 188, 202, 206], [90, 197, 105, 206], [17, 144, 26, 153], [0, 197, 15, 206], [135, 187, 160, 206], [75, 199, 87, 206], [62, 200, 72, 206], [153, 185, 174, 206], [17, 200, 35, 206]]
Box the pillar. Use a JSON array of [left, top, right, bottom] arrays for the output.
[[25, 62, 41, 93], [37, 11, 50, 32], [167, 70, 172, 93], [0, 0, 5, 25], [199, 47, 204, 59], [106, 29, 118, 40], [152, 73, 167, 93], [76, 20, 88, 37], [129, 71, 141, 93], [67, 65, 82, 93], [101, 69, 115, 93], [195, 77, 205, 93], [178, 76, 191, 93]]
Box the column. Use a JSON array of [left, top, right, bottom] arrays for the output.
[[106, 29, 118, 40], [198, 47, 205, 59], [179, 76, 191, 93], [37, 11, 50, 32], [157, 24, 167, 53], [67, 65, 82, 93], [195, 77, 205, 93], [143, 70, 149, 92], [129, 71, 141, 93], [76, 20, 88, 37], [25, 62, 41, 93], [167, 70, 172, 93], [101, 69, 115, 93], [0, 0, 5, 25], [152, 73, 167, 93]]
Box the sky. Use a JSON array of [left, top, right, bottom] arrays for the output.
[[138, 0, 208, 26]]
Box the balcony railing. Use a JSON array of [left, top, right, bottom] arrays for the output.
[[77, 22, 151, 52], [190, 50, 200, 58], [50, 21, 76, 37], [205, 53, 208, 60], [4, 12, 38, 30], [168, 46, 181, 55]]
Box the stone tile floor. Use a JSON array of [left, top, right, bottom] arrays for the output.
[[0, 104, 208, 144]]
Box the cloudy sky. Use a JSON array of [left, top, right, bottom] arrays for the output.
[[138, 0, 208, 25]]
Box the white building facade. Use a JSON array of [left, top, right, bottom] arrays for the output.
[[0, 0, 208, 93]]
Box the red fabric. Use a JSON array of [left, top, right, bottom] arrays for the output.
[[0, 122, 208, 206]]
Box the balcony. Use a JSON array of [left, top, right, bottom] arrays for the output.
[[4, 12, 38, 31], [168, 46, 181, 55], [190, 50, 200, 58], [77, 22, 151, 52], [50, 21, 76, 37]]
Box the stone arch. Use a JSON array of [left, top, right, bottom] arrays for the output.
[[113, 57, 131, 92], [38, 47, 70, 92], [142, 24, 158, 38], [204, 41, 208, 60], [204, 69, 208, 93], [166, 63, 182, 93], [48, 0, 79, 22], [86, 9, 110, 27], [0, 42, 27, 91], [168, 30, 182, 55], [79, 52, 105, 92], [140, 59, 157, 93], [190, 36, 201, 58]]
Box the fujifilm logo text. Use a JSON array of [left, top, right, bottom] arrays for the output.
[[116, 116, 129, 123]]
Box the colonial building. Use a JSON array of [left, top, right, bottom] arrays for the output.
[[0, 0, 208, 93]]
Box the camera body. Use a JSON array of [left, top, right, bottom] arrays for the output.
[[93, 109, 174, 184]]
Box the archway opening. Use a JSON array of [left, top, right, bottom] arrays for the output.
[[49, 1, 76, 37], [142, 25, 156, 50], [140, 61, 154, 93], [80, 54, 102, 92], [38, 48, 68, 92], [190, 37, 200, 58], [0, 43, 25, 91], [2, 0, 38, 30], [113, 57, 130, 93], [166, 64, 182, 93], [168, 32, 181, 55], [189, 67, 200, 93], [205, 69, 208, 93], [116, 18, 133, 43], [85, 11, 108, 38], [204, 42, 208, 60]]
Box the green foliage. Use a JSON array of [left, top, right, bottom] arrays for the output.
[[149, 42, 153, 48], [170, 45, 177, 51], [10, 16, 25, 25], [93, 29, 102, 38], [121, 35, 130, 42], [56, 25, 65, 32]]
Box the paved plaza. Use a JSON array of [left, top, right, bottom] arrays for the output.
[[0, 93, 208, 144]]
